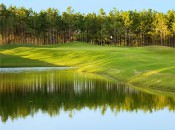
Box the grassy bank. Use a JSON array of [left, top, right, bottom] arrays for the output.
[[0, 42, 175, 92]]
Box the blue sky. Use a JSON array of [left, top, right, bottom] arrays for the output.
[[1, 0, 175, 13]]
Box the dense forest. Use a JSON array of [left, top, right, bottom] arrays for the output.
[[0, 4, 175, 47]]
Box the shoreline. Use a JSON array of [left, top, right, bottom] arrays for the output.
[[0, 42, 175, 93], [1, 66, 175, 97]]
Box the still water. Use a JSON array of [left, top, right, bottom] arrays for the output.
[[0, 67, 175, 130]]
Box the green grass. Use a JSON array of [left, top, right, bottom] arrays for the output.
[[0, 42, 175, 92]]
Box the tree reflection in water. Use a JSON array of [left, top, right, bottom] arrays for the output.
[[0, 70, 175, 122]]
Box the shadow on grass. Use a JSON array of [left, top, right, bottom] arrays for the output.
[[0, 54, 58, 67], [0, 43, 37, 49]]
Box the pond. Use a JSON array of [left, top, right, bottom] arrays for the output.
[[0, 67, 175, 130]]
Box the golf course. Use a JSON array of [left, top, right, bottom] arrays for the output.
[[1, 42, 175, 92]]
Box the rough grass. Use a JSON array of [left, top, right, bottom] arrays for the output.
[[0, 42, 175, 92]]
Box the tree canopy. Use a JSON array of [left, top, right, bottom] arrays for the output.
[[0, 4, 175, 47]]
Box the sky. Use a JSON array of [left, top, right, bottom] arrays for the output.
[[1, 0, 175, 14]]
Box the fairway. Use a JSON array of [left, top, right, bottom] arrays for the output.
[[0, 42, 175, 91]]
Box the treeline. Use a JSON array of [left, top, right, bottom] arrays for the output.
[[1, 3, 175, 47]]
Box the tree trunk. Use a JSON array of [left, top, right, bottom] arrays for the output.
[[160, 33, 163, 46], [114, 28, 116, 44]]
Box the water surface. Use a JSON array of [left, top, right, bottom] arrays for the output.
[[0, 68, 175, 130]]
